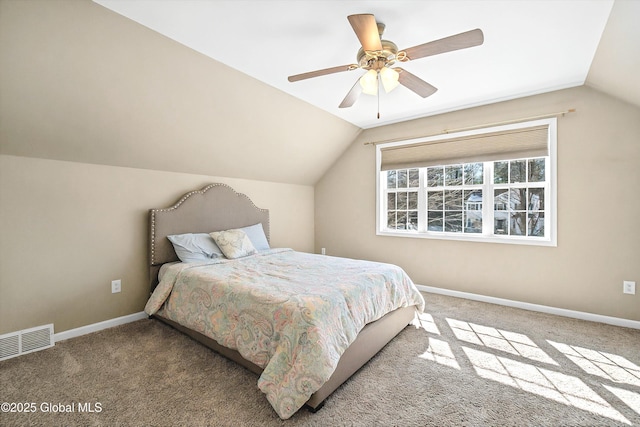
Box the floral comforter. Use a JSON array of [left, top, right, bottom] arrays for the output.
[[144, 248, 425, 419]]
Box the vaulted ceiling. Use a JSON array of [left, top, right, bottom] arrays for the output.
[[2, 1, 638, 187], [94, 0, 639, 129]]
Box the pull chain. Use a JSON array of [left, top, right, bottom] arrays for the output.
[[377, 72, 381, 119]]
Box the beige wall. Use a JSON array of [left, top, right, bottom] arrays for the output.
[[1, 0, 638, 335], [316, 86, 640, 322], [0, 0, 326, 335], [0, 154, 314, 334], [0, 0, 360, 185]]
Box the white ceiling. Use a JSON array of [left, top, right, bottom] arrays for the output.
[[94, 0, 617, 129]]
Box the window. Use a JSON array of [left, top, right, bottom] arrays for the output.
[[426, 163, 484, 234], [386, 169, 419, 230], [376, 119, 557, 246]]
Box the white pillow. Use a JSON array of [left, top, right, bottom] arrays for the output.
[[167, 233, 225, 263], [239, 223, 270, 251], [209, 229, 257, 259]]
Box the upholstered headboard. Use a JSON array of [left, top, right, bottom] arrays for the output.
[[149, 183, 269, 291]]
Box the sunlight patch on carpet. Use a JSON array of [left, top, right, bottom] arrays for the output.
[[419, 338, 460, 370], [548, 341, 640, 387], [415, 312, 440, 335], [462, 346, 631, 424], [446, 318, 557, 365], [604, 385, 640, 416]]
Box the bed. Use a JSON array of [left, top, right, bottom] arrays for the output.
[[145, 183, 425, 419]]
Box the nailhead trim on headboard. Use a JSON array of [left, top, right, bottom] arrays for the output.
[[149, 183, 270, 266]]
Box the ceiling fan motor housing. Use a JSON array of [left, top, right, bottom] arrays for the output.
[[357, 39, 399, 71]]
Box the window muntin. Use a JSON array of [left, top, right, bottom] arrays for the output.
[[384, 158, 547, 240], [376, 119, 557, 246], [424, 163, 484, 234], [492, 158, 546, 238], [386, 168, 419, 230]]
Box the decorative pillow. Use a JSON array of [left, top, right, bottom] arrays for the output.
[[167, 233, 225, 263], [209, 229, 257, 259], [239, 223, 270, 251]]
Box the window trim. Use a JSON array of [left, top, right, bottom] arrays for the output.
[[375, 118, 557, 246]]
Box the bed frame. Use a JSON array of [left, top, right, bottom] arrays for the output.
[[149, 183, 415, 412]]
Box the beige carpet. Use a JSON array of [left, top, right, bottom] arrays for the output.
[[1, 292, 639, 426]]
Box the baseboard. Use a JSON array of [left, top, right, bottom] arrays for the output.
[[53, 312, 147, 343], [417, 285, 640, 330], [47, 288, 640, 342]]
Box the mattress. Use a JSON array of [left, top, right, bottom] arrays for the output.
[[145, 248, 424, 419]]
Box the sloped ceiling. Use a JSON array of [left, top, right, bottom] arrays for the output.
[[0, 0, 360, 186], [92, 0, 636, 129], [586, 0, 640, 108], [2, 1, 638, 188]]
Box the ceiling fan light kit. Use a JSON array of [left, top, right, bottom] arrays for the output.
[[359, 69, 379, 95], [379, 66, 400, 93], [359, 67, 400, 96], [288, 13, 484, 118]]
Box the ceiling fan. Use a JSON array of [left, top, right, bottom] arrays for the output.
[[288, 14, 484, 114]]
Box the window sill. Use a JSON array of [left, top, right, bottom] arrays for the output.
[[377, 229, 557, 247]]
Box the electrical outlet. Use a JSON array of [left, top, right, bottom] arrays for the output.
[[623, 281, 635, 295], [111, 279, 121, 294], [321, 248, 326, 255]]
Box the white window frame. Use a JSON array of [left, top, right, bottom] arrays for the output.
[[376, 118, 557, 246]]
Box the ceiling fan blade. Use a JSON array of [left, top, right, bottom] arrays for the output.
[[396, 68, 437, 98], [339, 78, 363, 108], [402, 28, 484, 61], [288, 64, 355, 82], [347, 14, 383, 52]]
